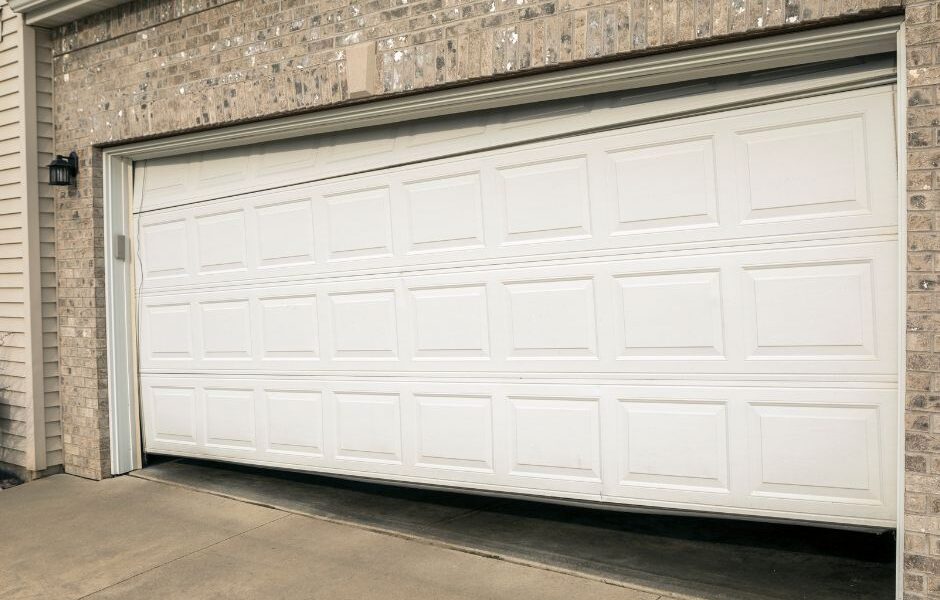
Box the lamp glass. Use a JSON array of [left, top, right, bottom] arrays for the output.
[[48, 155, 74, 186]]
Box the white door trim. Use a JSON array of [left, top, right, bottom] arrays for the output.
[[893, 22, 908, 600], [103, 17, 903, 488]]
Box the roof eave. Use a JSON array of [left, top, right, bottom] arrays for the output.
[[8, 0, 131, 28]]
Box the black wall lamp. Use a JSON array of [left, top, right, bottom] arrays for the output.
[[48, 152, 78, 186]]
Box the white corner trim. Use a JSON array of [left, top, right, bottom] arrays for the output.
[[103, 18, 902, 476], [894, 22, 908, 600], [104, 155, 140, 475]]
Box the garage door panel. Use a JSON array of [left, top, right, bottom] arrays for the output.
[[139, 218, 189, 281], [146, 386, 198, 447], [614, 269, 725, 358], [496, 154, 593, 244], [199, 300, 252, 360], [603, 386, 895, 522], [255, 198, 317, 268], [326, 289, 400, 360], [743, 261, 876, 359], [135, 91, 897, 296], [265, 389, 324, 457], [134, 88, 894, 219], [503, 277, 598, 360], [614, 399, 731, 493], [137, 240, 896, 376], [334, 391, 403, 464], [404, 173, 486, 254], [135, 87, 898, 525], [410, 284, 490, 359], [324, 186, 395, 261], [258, 295, 319, 360], [140, 375, 896, 523], [746, 402, 883, 504], [414, 393, 494, 472], [508, 395, 602, 481], [204, 387, 256, 450], [607, 136, 720, 234], [735, 116, 869, 223], [194, 209, 249, 273]]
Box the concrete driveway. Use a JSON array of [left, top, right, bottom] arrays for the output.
[[0, 474, 659, 600]]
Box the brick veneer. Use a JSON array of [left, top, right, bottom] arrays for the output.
[[48, 0, 937, 594], [903, 1, 940, 597]]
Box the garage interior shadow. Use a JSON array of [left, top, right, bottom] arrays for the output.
[[139, 455, 894, 600]]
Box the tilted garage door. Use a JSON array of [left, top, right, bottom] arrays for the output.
[[133, 82, 898, 526]]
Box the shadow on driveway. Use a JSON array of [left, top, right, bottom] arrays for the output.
[[138, 456, 895, 600]]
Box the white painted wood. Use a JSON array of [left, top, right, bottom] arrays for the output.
[[132, 85, 899, 526], [105, 156, 141, 475]]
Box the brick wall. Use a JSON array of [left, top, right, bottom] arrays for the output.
[[48, 0, 933, 594], [54, 147, 107, 480], [904, 1, 940, 597]]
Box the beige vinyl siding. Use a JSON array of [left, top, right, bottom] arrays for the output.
[[0, 2, 59, 475], [0, 5, 28, 469]]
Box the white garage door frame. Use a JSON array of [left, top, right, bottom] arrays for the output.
[[102, 11, 906, 580]]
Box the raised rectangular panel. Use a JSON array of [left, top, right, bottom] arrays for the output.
[[509, 396, 600, 480], [737, 116, 869, 222], [619, 400, 728, 491], [498, 156, 591, 243], [151, 387, 196, 444], [145, 304, 192, 359], [415, 395, 493, 471], [266, 390, 323, 455], [745, 261, 875, 357], [326, 187, 393, 260], [505, 278, 596, 358], [195, 210, 247, 272], [141, 220, 188, 278], [256, 199, 315, 267], [196, 147, 248, 187], [260, 296, 318, 359], [141, 159, 188, 195], [335, 392, 402, 463], [748, 403, 881, 503], [326, 129, 396, 165], [256, 137, 317, 177], [405, 173, 485, 252], [615, 270, 724, 358], [200, 300, 252, 359], [411, 285, 489, 358], [330, 291, 398, 359], [205, 388, 255, 449], [609, 138, 718, 232]]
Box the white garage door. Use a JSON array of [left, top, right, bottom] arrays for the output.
[[133, 84, 898, 526]]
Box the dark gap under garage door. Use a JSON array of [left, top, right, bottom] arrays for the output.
[[137, 457, 894, 600]]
